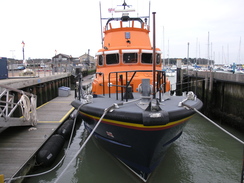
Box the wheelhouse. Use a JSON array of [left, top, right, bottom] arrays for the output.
[[96, 49, 162, 67]]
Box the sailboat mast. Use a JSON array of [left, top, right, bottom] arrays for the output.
[[238, 37, 241, 63], [196, 37, 198, 65], [207, 31, 210, 68], [167, 39, 169, 66], [187, 42, 189, 73]]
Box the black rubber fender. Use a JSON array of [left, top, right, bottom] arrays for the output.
[[57, 119, 74, 140], [36, 134, 65, 167]]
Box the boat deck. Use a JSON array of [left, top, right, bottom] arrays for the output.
[[0, 91, 75, 182], [72, 92, 203, 125]]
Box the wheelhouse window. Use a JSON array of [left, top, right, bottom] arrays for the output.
[[141, 50, 161, 64], [123, 53, 138, 63], [156, 54, 161, 64], [98, 55, 103, 66], [106, 54, 119, 65], [96, 52, 103, 66], [141, 53, 152, 64], [104, 50, 120, 65]]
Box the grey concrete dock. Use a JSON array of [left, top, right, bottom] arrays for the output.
[[0, 91, 75, 182]]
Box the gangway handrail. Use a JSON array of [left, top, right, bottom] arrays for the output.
[[0, 84, 33, 97], [0, 84, 38, 127]]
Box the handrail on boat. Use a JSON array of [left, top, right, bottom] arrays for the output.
[[105, 17, 145, 31], [108, 70, 166, 102]]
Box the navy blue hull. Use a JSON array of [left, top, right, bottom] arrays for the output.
[[82, 113, 189, 179], [71, 94, 203, 180]]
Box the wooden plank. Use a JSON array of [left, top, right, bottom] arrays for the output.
[[0, 118, 32, 127], [0, 91, 75, 179]]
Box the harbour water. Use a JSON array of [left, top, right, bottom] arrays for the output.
[[24, 76, 244, 183], [24, 115, 243, 183]]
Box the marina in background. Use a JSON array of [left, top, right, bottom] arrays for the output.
[[0, 1, 244, 181], [0, 63, 243, 182]]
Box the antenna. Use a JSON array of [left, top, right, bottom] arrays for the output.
[[99, 1, 103, 47], [122, 0, 130, 9], [148, 1, 151, 29], [115, 0, 134, 12]]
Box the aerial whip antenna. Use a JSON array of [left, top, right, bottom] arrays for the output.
[[99, 1, 103, 47]]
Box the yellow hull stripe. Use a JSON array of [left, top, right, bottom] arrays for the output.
[[80, 111, 193, 130]]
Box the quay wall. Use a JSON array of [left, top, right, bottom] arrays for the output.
[[185, 71, 244, 131]]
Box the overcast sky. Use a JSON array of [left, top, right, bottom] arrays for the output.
[[1, 0, 244, 64]]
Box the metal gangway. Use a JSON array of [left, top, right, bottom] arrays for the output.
[[0, 84, 38, 128]]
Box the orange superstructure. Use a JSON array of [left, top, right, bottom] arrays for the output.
[[71, 3, 204, 181], [92, 14, 170, 95]]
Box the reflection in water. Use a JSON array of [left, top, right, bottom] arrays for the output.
[[25, 114, 243, 183]]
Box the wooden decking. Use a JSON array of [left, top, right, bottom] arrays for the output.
[[0, 91, 75, 182]]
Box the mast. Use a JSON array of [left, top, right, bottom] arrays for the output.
[[163, 26, 165, 68], [238, 37, 241, 63], [21, 41, 25, 65], [227, 44, 229, 64], [167, 39, 169, 66], [211, 42, 213, 66], [148, 1, 151, 30], [152, 12, 156, 99], [99, 1, 103, 47], [207, 31, 210, 69], [187, 42, 189, 73], [196, 37, 198, 65]]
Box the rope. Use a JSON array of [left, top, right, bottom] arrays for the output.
[[54, 103, 118, 183], [181, 102, 244, 183], [181, 103, 244, 145], [19, 94, 38, 125], [19, 94, 31, 121], [4, 104, 81, 183], [30, 95, 38, 126], [4, 102, 118, 182]]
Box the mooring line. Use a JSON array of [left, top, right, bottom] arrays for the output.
[[4, 106, 78, 183], [182, 103, 244, 183], [182, 103, 244, 145], [54, 103, 118, 183]]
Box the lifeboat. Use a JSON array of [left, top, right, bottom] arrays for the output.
[[72, 1, 202, 181]]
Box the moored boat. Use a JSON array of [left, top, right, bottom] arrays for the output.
[[71, 1, 203, 181]]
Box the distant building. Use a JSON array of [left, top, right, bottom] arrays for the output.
[[52, 53, 78, 65], [52, 53, 95, 66], [51, 53, 96, 72], [79, 53, 96, 70]]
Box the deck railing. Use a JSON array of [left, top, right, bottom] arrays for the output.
[[106, 70, 166, 102]]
